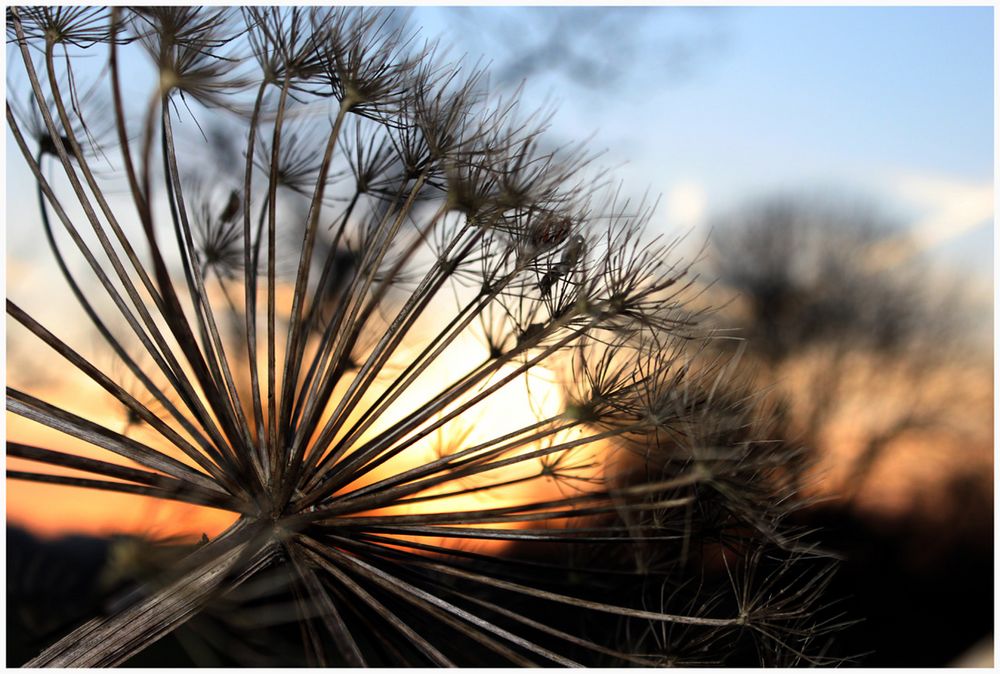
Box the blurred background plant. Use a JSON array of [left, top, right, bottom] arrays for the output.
[[5, 5, 851, 668], [698, 194, 993, 665], [704, 195, 990, 507]]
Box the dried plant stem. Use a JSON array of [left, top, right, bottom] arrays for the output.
[[25, 521, 274, 668]]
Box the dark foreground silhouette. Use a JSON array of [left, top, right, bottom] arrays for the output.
[[8, 494, 992, 667]]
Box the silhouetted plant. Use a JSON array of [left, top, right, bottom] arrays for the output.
[[7, 7, 840, 666], [706, 195, 989, 502]]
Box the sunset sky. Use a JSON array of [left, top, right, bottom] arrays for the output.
[[5, 6, 993, 539]]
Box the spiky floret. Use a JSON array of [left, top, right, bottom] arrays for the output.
[[6, 6, 839, 666]]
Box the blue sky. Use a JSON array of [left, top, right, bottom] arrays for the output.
[[7, 7, 993, 280], [415, 6, 994, 279]]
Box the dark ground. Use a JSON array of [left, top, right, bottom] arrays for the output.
[[799, 504, 993, 666], [7, 502, 993, 667]]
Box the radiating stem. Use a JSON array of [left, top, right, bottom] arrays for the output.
[[25, 520, 273, 668]]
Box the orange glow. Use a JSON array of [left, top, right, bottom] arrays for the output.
[[338, 334, 607, 553], [6, 367, 238, 541], [773, 348, 994, 519], [6, 286, 605, 551]]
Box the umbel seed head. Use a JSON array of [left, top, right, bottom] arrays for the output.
[[6, 6, 841, 667]]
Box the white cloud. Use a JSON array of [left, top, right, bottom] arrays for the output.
[[874, 173, 994, 267], [895, 175, 993, 250]]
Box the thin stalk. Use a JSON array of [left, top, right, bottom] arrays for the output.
[[299, 537, 567, 666], [264, 76, 295, 492], [402, 557, 742, 628], [300, 541, 540, 666], [276, 101, 351, 451], [319, 422, 595, 514], [305, 469, 703, 528], [294, 191, 360, 350], [6, 443, 240, 510], [300, 228, 583, 490], [292, 540, 454, 666], [451, 591, 660, 667], [108, 7, 151, 227], [242, 79, 269, 472], [301, 213, 478, 469], [6, 471, 242, 512], [321, 495, 692, 528], [160, 101, 261, 488], [286, 175, 436, 461], [7, 388, 222, 493], [287, 544, 366, 666], [286, 193, 363, 433], [307, 308, 592, 503], [303, 241, 529, 484], [318, 415, 565, 505], [343, 526, 686, 543]]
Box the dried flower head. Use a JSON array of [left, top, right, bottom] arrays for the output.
[[6, 6, 840, 667]]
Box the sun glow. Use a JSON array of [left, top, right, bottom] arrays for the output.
[[7, 295, 605, 552], [347, 334, 607, 552]]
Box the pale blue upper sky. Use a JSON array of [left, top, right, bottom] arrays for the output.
[[7, 7, 994, 280], [415, 6, 994, 278]]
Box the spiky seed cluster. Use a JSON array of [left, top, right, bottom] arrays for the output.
[[6, 6, 840, 667]]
